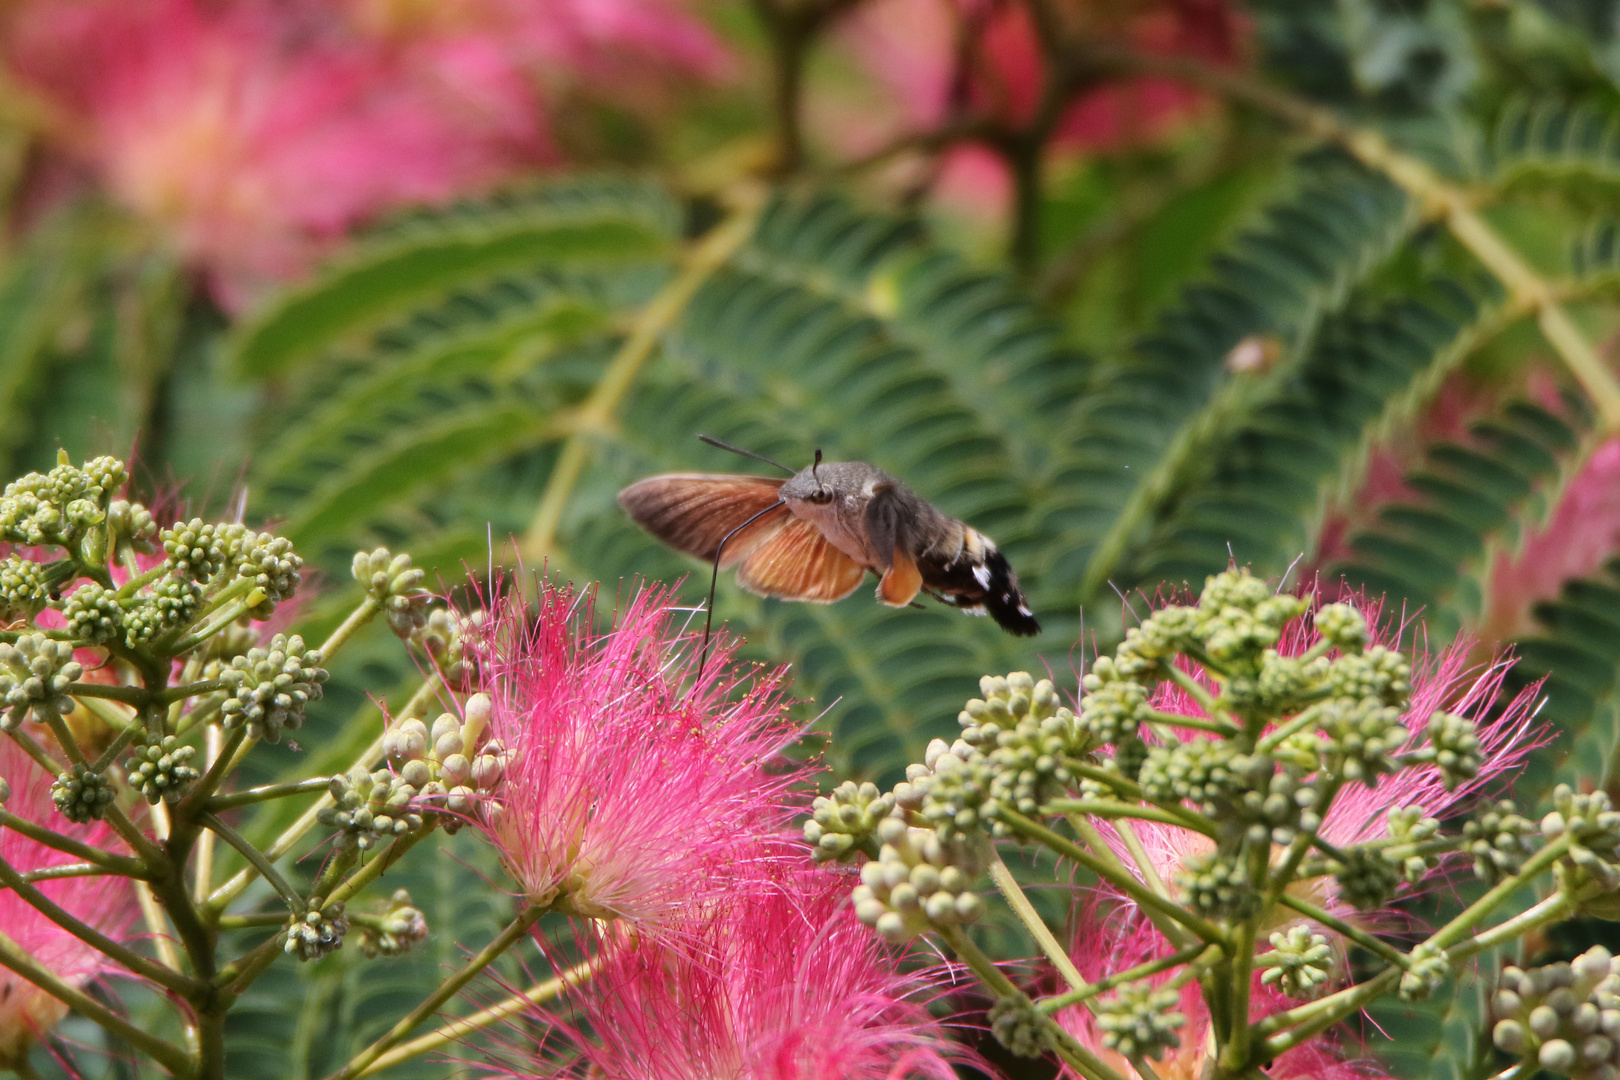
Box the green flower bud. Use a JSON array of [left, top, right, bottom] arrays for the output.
[[219, 633, 327, 743], [0, 556, 50, 620], [62, 582, 123, 645], [1262, 926, 1334, 1000], [1314, 603, 1368, 652], [51, 765, 116, 823], [1096, 981, 1185, 1061], [286, 899, 348, 962], [1324, 647, 1411, 708], [1425, 711, 1481, 792], [806, 781, 896, 863], [1334, 846, 1402, 911], [352, 547, 430, 637], [0, 634, 83, 729], [1177, 851, 1257, 921], [988, 992, 1053, 1058], [357, 889, 429, 958], [127, 733, 200, 805], [1399, 942, 1449, 1002]]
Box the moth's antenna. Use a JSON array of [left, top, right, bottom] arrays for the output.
[[697, 501, 788, 684], [697, 434, 795, 476], [811, 448, 824, 492]]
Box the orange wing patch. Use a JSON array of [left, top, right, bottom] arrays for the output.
[[618, 474, 786, 566], [877, 545, 922, 607], [735, 517, 867, 602]]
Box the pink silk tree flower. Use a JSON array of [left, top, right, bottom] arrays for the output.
[[1056, 905, 1379, 1080], [838, 0, 1243, 211], [1482, 436, 1620, 642], [1095, 598, 1541, 924], [480, 851, 969, 1080], [467, 581, 804, 933], [3, 0, 725, 305], [0, 737, 137, 1067]]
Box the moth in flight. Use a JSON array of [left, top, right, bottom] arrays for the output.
[[618, 437, 1039, 636]]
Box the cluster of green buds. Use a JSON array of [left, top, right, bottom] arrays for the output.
[[355, 889, 429, 958], [850, 815, 986, 943], [50, 764, 116, 823], [834, 566, 1580, 1076], [352, 547, 430, 638], [0, 454, 127, 556], [988, 993, 1054, 1058], [219, 634, 328, 743], [411, 607, 474, 685], [0, 635, 81, 730], [286, 898, 349, 962], [805, 781, 895, 862], [1095, 982, 1185, 1061], [1493, 946, 1620, 1079], [126, 733, 200, 805], [318, 765, 428, 851], [160, 519, 302, 620], [1261, 926, 1334, 1000], [352, 693, 508, 836]]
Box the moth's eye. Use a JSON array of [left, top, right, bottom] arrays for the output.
[[808, 489, 834, 504]]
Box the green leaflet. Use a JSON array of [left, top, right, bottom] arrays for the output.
[[1129, 279, 1501, 598], [1039, 153, 1415, 616], [1330, 394, 1593, 642], [230, 178, 682, 378]]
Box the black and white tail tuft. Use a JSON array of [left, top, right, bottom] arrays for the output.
[[978, 549, 1040, 636]]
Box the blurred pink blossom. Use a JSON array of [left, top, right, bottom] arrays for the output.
[[0, 737, 137, 1066], [841, 0, 1243, 211], [467, 581, 803, 933], [3, 0, 725, 304], [481, 850, 968, 1080], [1484, 436, 1620, 641]]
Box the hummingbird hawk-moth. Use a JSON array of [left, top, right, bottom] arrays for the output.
[[618, 438, 1040, 637]]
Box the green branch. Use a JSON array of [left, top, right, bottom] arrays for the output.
[[327, 903, 546, 1080]]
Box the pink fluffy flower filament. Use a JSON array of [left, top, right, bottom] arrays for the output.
[[478, 849, 969, 1080], [468, 580, 803, 932], [0, 736, 137, 1068]]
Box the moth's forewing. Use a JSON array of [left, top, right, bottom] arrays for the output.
[[617, 474, 786, 567], [735, 517, 866, 602]]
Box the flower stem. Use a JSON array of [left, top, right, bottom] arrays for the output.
[[327, 903, 547, 1080], [996, 806, 1227, 944], [1046, 798, 1216, 836], [351, 956, 601, 1077], [1257, 966, 1401, 1059], [0, 853, 198, 995], [1430, 837, 1570, 951], [1278, 893, 1409, 968], [0, 807, 146, 874], [1038, 943, 1212, 1013], [199, 813, 303, 912], [324, 831, 427, 908], [64, 682, 150, 706], [207, 673, 441, 915], [319, 595, 382, 662], [1066, 813, 1194, 950], [0, 930, 195, 1076], [206, 777, 331, 811], [937, 923, 1133, 1080], [989, 851, 1088, 992]]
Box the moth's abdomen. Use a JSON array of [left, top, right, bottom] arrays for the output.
[[920, 527, 1041, 637]]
